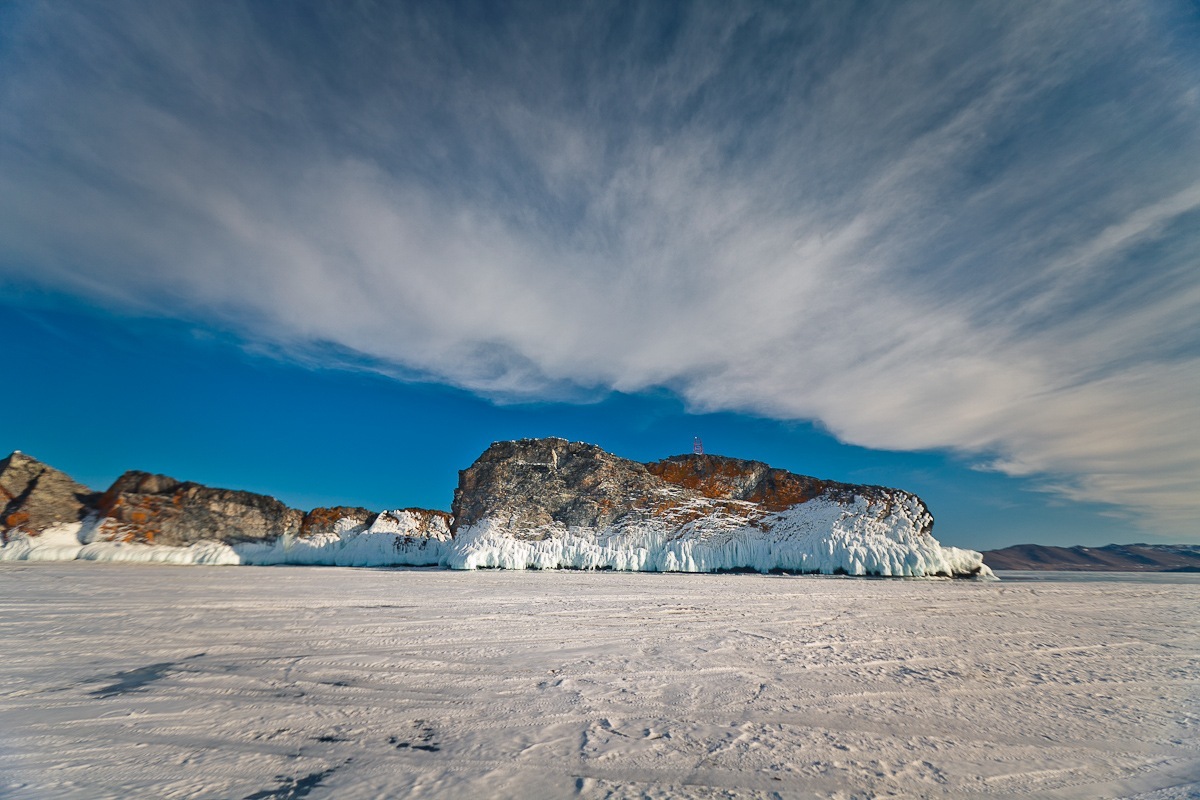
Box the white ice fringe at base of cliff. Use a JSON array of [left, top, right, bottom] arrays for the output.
[[448, 496, 992, 578], [234, 511, 451, 567], [0, 521, 241, 565], [0, 511, 451, 568], [0, 500, 990, 577]]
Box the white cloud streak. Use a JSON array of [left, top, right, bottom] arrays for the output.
[[1, 1, 1198, 535]]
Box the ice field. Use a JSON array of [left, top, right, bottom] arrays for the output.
[[1, 564, 1197, 799]]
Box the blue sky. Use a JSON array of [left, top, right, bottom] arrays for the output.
[[2, 2, 1198, 548]]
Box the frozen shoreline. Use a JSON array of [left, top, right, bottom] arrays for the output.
[[0, 510, 992, 578], [1, 564, 1195, 798]]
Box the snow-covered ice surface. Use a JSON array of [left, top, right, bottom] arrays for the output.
[[1, 565, 1196, 799]]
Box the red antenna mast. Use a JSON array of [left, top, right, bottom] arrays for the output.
[[693, 436, 704, 455]]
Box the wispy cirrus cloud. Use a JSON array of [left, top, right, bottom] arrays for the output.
[[1, 1, 1198, 535]]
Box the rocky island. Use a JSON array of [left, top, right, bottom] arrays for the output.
[[1, 440, 990, 577]]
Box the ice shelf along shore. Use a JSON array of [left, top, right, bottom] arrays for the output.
[[1, 564, 1196, 799], [0, 497, 991, 577]]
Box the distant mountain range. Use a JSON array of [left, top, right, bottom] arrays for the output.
[[981, 543, 1200, 572]]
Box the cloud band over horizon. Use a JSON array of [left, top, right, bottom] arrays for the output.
[[2, 1, 1198, 536]]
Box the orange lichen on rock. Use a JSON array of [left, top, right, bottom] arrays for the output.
[[95, 488, 123, 518], [744, 470, 826, 512], [302, 507, 349, 536], [646, 456, 760, 499], [301, 506, 378, 537], [4, 511, 30, 529], [0, 451, 96, 533], [646, 456, 832, 513], [97, 493, 172, 544]]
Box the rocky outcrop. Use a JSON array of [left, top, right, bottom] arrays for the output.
[[94, 471, 304, 546], [0, 451, 96, 536], [449, 438, 988, 577], [0, 451, 454, 565], [452, 439, 672, 534]]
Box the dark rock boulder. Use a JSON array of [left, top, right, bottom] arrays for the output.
[[0, 451, 97, 535]]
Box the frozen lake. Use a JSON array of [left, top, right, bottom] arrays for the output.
[[1, 565, 1197, 799]]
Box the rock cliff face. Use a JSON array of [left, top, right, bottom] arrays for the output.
[[0, 452, 96, 536], [452, 439, 672, 534], [450, 438, 987, 577], [94, 471, 304, 546]]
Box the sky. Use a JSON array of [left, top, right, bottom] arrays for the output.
[[1, 1, 1198, 549]]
